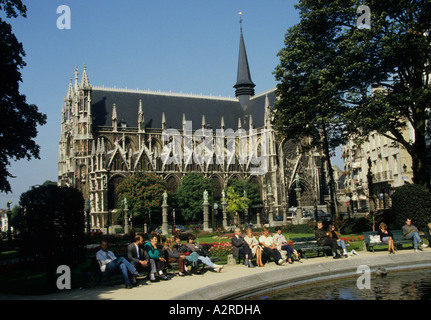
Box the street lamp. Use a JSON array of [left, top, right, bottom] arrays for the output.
[[86, 199, 91, 234], [6, 201, 12, 244]]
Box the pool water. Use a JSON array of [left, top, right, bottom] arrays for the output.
[[246, 268, 431, 300]]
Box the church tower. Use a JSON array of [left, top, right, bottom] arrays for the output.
[[233, 14, 255, 110]]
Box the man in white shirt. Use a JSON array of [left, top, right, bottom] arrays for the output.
[[96, 240, 145, 288], [259, 227, 284, 265]]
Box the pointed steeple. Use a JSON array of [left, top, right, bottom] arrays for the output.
[[234, 14, 255, 110], [112, 104, 118, 131], [80, 65, 91, 90], [66, 77, 73, 101], [138, 99, 145, 132]]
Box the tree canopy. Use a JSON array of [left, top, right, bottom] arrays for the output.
[[274, 0, 431, 190], [0, 0, 47, 193], [115, 171, 166, 221], [175, 172, 213, 223]]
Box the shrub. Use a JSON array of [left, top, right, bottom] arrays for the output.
[[391, 184, 431, 229]]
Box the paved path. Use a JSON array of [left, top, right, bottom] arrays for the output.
[[1, 249, 431, 300]]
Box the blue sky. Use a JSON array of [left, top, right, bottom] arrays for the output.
[[0, 0, 343, 208]]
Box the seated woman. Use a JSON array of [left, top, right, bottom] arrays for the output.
[[143, 234, 169, 280], [163, 237, 187, 276], [259, 227, 284, 265], [173, 235, 199, 272], [244, 228, 263, 267], [328, 224, 349, 257], [377, 222, 395, 254], [273, 226, 300, 264], [185, 235, 224, 272]]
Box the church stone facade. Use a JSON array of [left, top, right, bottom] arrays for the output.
[[57, 30, 330, 228]]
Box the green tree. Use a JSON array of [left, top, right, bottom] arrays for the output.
[[0, 1, 47, 192], [274, 0, 431, 190], [391, 184, 431, 229], [115, 171, 166, 221], [19, 184, 85, 289], [229, 178, 262, 207], [175, 172, 213, 223], [274, 7, 346, 217], [226, 186, 247, 217]]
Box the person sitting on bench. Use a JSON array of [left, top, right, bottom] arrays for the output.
[[259, 227, 284, 265], [127, 235, 158, 282], [314, 221, 341, 259], [96, 240, 145, 289], [231, 227, 254, 268]]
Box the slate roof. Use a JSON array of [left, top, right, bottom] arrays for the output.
[[90, 88, 276, 131]]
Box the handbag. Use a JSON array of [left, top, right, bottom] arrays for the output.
[[369, 235, 381, 243]]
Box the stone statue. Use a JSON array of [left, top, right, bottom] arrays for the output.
[[295, 173, 300, 188], [163, 190, 168, 205], [267, 182, 272, 194], [203, 189, 209, 203]]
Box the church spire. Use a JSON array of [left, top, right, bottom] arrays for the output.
[[234, 12, 255, 111]]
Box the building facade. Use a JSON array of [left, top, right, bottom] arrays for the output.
[[342, 129, 414, 212], [57, 30, 331, 228]]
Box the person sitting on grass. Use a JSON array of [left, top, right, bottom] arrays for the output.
[[314, 221, 341, 259], [96, 240, 146, 289], [259, 227, 284, 265], [185, 235, 224, 272]]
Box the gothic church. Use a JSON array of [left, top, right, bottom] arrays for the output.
[[57, 27, 330, 228]]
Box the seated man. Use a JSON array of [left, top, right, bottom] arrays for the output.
[[96, 239, 145, 289], [314, 221, 341, 259], [231, 227, 254, 267], [185, 235, 224, 272], [403, 218, 428, 252], [127, 235, 158, 282], [259, 227, 284, 265], [144, 234, 169, 280], [173, 235, 199, 272]]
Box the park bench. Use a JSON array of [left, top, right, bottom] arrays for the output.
[[291, 237, 332, 259], [363, 230, 416, 252], [84, 253, 128, 287]]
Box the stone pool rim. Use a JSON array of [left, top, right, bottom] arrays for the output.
[[171, 251, 431, 300]]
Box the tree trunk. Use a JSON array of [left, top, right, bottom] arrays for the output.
[[321, 124, 339, 218]]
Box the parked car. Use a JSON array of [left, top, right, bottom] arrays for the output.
[[155, 224, 186, 233]]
